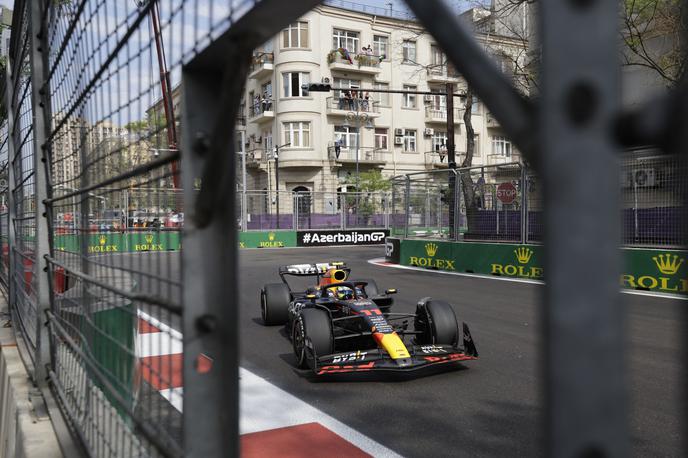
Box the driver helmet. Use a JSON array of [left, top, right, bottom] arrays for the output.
[[330, 286, 354, 300]]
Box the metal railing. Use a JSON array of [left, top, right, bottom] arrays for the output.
[[249, 98, 274, 118], [327, 49, 383, 68], [392, 150, 684, 248], [326, 96, 380, 113], [238, 189, 389, 231]]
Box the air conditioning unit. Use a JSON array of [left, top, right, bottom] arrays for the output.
[[256, 136, 262, 143], [394, 136, 404, 145], [622, 168, 657, 188], [423, 95, 434, 102], [424, 128, 434, 136], [394, 128, 404, 136]]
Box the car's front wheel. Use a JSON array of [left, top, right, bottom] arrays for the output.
[[414, 299, 459, 346], [293, 308, 333, 369]]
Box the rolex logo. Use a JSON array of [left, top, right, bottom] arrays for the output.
[[425, 243, 438, 257], [99, 235, 107, 245], [514, 247, 533, 264], [268, 232, 275, 241], [653, 253, 684, 275], [145, 234, 154, 244]]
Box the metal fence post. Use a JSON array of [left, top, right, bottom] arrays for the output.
[[29, 0, 52, 387], [454, 170, 461, 241], [541, 1, 626, 456], [4, 65, 17, 335], [521, 163, 527, 244], [404, 176, 411, 239]]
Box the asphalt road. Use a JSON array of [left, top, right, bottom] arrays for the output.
[[238, 246, 683, 458], [114, 247, 683, 457]]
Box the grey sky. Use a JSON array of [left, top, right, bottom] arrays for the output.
[[0, 0, 12, 10]]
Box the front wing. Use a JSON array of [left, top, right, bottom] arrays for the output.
[[307, 323, 478, 377]]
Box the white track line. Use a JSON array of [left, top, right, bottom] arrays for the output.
[[368, 258, 688, 301], [239, 367, 402, 457]]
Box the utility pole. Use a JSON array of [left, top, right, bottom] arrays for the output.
[[273, 142, 290, 229]]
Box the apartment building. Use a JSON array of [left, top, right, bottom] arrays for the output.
[[240, 1, 529, 200], [0, 6, 12, 59]]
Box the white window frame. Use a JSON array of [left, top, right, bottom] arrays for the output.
[[373, 35, 388, 56], [403, 129, 416, 152], [403, 84, 417, 108], [333, 77, 361, 99], [402, 40, 416, 63], [334, 125, 359, 149], [282, 22, 309, 48], [373, 82, 389, 106], [374, 128, 388, 150], [332, 29, 359, 53], [431, 131, 448, 152], [282, 72, 310, 98], [283, 121, 311, 148], [492, 135, 512, 157]]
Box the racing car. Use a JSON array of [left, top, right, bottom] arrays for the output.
[[260, 262, 478, 376]]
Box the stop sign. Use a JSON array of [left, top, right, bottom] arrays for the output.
[[496, 182, 517, 204]]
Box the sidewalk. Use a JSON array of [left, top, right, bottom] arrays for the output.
[[0, 295, 63, 458]]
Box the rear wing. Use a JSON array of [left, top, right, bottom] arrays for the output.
[[279, 262, 347, 276]]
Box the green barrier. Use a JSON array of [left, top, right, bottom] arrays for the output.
[[54, 231, 182, 253], [239, 231, 297, 248], [398, 239, 687, 295]]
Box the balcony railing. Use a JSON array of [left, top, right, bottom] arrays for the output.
[[249, 99, 274, 119], [326, 96, 380, 114], [327, 49, 383, 72], [327, 144, 388, 163], [426, 65, 460, 82], [424, 106, 463, 123], [249, 52, 274, 79]]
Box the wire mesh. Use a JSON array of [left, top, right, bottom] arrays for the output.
[[1, 0, 262, 456]]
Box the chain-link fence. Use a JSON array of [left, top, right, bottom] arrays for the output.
[[0, 0, 245, 456], [392, 150, 683, 248], [238, 189, 389, 231]]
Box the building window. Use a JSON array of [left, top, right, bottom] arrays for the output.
[[492, 135, 511, 157], [373, 82, 389, 106], [282, 22, 308, 48], [403, 85, 417, 108], [332, 29, 359, 52], [374, 128, 388, 150], [333, 77, 361, 99], [428, 87, 446, 111], [402, 40, 416, 63], [334, 125, 359, 149], [263, 130, 273, 156], [283, 122, 311, 148], [431, 44, 445, 68], [403, 129, 416, 152], [261, 81, 272, 100], [373, 35, 388, 56], [431, 131, 448, 152], [282, 72, 310, 97]]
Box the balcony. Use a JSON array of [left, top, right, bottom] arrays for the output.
[[327, 145, 387, 166], [326, 97, 381, 118], [426, 66, 460, 83], [487, 151, 520, 166], [249, 100, 274, 124], [241, 149, 266, 168], [424, 106, 462, 125], [327, 49, 382, 75], [248, 52, 274, 80]]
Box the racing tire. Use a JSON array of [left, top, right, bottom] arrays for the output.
[[293, 308, 333, 369], [415, 300, 458, 346], [261, 283, 291, 326], [357, 278, 379, 297]]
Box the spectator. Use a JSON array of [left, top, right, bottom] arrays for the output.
[[344, 90, 353, 110], [362, 92, 370, 111], [334, 138, 342, 158]]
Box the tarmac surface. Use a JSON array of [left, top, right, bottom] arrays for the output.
[[238, 245, 683, 458], [119, 246, 683, 457]]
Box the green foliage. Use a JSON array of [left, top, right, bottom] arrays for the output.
[[344, 170, 391, 192]]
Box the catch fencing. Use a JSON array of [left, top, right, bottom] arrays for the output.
[[392, 149, 684, 248], [0, 0, 240, 456], [238, 189, 389, 231]]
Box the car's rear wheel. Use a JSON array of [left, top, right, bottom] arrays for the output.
[[261, 283, 291, 326], [293, 308, 333, 369], [415, 300, 458, 346]]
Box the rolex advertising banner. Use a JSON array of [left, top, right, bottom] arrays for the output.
[[297, 229, 389, 247], [53, 232, 182, 253], [399, 240, 687, 295], [239, 231, 297, 248]]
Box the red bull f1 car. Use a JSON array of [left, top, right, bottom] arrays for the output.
[[260, 262, 478, 377]]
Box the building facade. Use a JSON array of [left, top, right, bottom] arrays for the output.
[[240, 2, 528, 203]]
